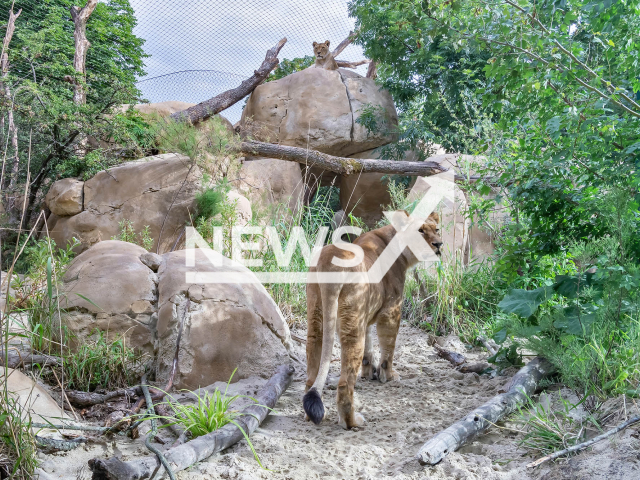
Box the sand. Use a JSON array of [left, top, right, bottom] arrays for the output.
[[34, 323, 640, 480]]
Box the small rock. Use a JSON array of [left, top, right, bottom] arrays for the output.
[[140, 252, 163, 271]]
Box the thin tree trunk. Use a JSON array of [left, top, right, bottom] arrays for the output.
[[89, 364, 295, 480], [70, 0, 98, 105], [170, 38, 287, 125], [1, 6, 21, 191], [332, 31, 355, 58], [415, 357, 554, 465], [366, 61, 377, 79]]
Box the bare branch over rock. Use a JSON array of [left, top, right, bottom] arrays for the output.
[[170, 38, 287, 125], [240, 141, 468, 179]]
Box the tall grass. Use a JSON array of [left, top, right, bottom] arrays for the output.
[[55, 331, 147, 392], [404, 257, 503, 340]]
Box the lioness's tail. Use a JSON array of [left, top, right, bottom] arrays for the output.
[[303, 283, 340, 425]]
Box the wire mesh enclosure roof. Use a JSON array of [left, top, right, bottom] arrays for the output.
[[130, 0, 367, 123]]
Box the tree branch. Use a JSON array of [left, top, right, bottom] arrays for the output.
[[366, 61, 377, 79], [332, 31, 355, 58], [527, 415, 640, 468], [335, 59, 370, 69], [170, 38, 287, 125], [240, 140, 469, 179]]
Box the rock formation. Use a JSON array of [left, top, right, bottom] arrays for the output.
[[58, 241, 292, 389], [47, 153, 201, 254]]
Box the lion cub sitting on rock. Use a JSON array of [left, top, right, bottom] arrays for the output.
[[303, 211, 443, 429], [312, 40, 338, 70]]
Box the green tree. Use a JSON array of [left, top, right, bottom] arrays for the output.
[[0, 0, 146, 235], [349, 0, 495, 155], [350, 0, 640, 262]]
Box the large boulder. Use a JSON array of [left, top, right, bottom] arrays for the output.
[[339, 147, 423, 228], [48, 153, 201, 253], [231, 157, 305, 217], [407, 176, 470, 265], [155, 248, 291, 389], [60, 240, 157, 354], [44, 178, 83, 217], [241, 68, 398, 156], [1, 368, 69, 423]]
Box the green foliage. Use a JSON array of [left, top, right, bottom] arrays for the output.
[[266, 56, 315, 82], [349, 0, 495, 154], [497, 232, 640, 397], [60, 330, 146, 392], [515, 393, 600, 457], [0, 397, 37, 479], [0, 0, 146, 189], [149, 369, 267, 468], [195, 183, 229, 221], [350, 0, 640, 262], [111, 220, 154, 251], [405, 259, 504, 340]]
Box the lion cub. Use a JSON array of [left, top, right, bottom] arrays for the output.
[[312, 40, 338, 70]]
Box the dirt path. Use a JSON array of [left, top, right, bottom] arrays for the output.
[[36, 323, 640, 480], [181, 323, 533, 480]]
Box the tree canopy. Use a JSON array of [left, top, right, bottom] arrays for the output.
[[349, 0, 640, 263]]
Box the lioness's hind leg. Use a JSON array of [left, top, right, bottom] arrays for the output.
[[361, 324, 378, 380], [337, 314, 367, 429], [376, 308, 402, 384], [305, 286, 323, 393]]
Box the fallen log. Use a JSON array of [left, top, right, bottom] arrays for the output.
[[170, 38, 287, 125], [527, 414, 640, 468], [65, 387, 142, 407], [415, 357, 554, 465], [0, 349, 60, 368], [89, 364, 295, 479], [241, 141, 464, 178], [434, 345, 465, 367]]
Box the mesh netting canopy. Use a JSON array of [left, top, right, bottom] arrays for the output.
[[131, 0, 366, 123]]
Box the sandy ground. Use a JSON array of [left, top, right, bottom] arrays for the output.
[[35, 323, 640, 480]]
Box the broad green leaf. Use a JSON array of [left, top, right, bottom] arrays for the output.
[[498, 286, 553, 318], [553, 307, 597, 335]]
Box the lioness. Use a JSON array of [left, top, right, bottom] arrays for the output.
[[312, 40, 338, 70], [303, 211, 443, 429]]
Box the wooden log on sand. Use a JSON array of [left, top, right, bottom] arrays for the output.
[[89, 364, 295, 479], [416, 357, 554, 465]]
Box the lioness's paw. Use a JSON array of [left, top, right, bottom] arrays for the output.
[[338, 412, 366, 430], [378, 367, 400, 383], [361, 361, 378, 380]]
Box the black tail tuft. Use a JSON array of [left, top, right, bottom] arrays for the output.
[[303, 387, 325, 425]]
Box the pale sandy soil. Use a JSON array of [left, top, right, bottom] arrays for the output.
[[35, 323, 640, 480]]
